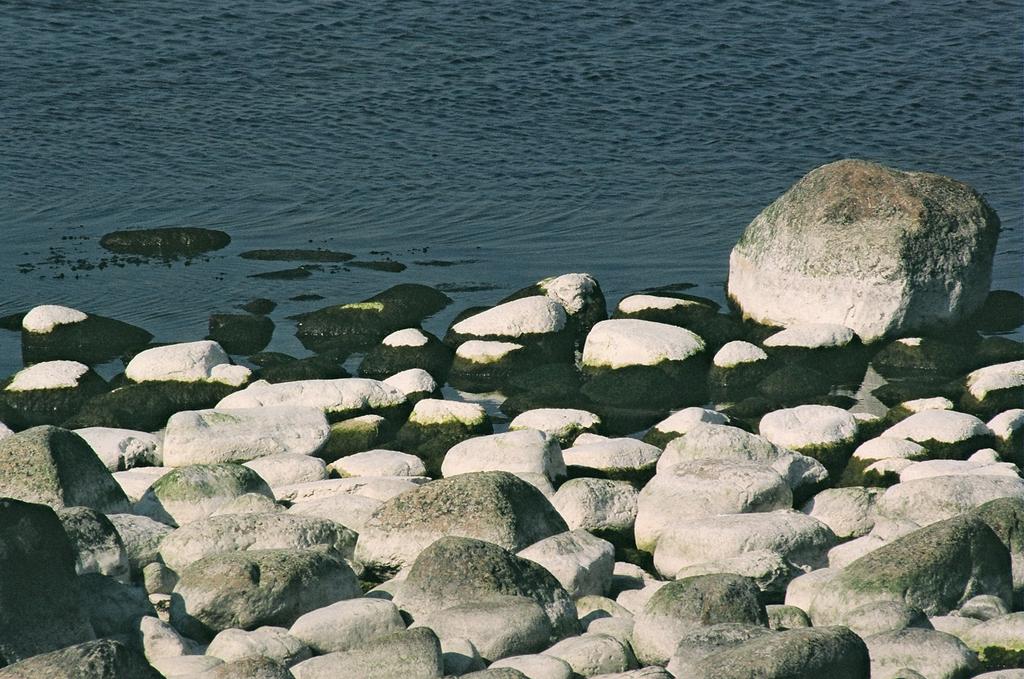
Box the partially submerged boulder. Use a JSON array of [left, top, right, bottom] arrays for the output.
[[392, 398, 492, 477], [0, 638, 161, 679], [20, 304, 152, 365], [727, 159, 1001, 342], [0, 361, 108, 429], [99, 226, 231, 256]]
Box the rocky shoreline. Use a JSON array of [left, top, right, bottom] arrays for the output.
[[0, 160, 1022, 678]]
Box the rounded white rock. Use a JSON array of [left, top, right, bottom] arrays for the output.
[[649, 407, 730, 436], [216, 377, 406, 414], [540, 273, 599, 315], [382, 328, 430, 348], [762, 323, 856, 348], [21, 304, 88, 333], [509, 408, 601, 440], [407, 398, 487, 426], [582, 319, 705, 369], [331, 450, 426, 478], [126, 340, 231, 384], [759, 405, 858, 450], [713, 341, 769, 368], [989, 409, 1024, 440], [966, 360, 1024, 400], [882, 410, 992, 444], [442, 429, 566, 483], [617, 294, 700, 314], [383, 368, 437, 397], [455, 340, 524, 364], [5, 360, 89, 391], [452, 296, 567, 337], [852, 437, 928, 462], [897, 396, 954, 413]]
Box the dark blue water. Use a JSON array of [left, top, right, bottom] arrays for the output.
[[2, 0, 1021, 375]]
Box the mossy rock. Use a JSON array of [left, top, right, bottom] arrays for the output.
[[612, 292, 720, 327], [239, 298, 277, 315], [258, 355, 349, 383], [971, 290, 1024, 333], [756, 364, 832, 405], [22, 314, 153, 365], [870, 377, 961, 408], [136, 463, 273, 527], [967, 337, 1024, 371], [0, 639, 162, 679], [582, 362, 708, 411], [358, 332, 453, 382], [0, 369, 109, 429], [320, 415, 393, 462], [838, 456, 901, 488], [247, 351, 296, 367], [498, 273, 608, 347], [296, 284, 452, 352], [207, 313, 274, 355], [63, 380, 238, 431], [871, 337, 967, 377], [586, 402, 670, 437], [99, 227, 230, 256], [392, 414, 493, 478]]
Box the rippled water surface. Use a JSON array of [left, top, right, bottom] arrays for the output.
[[2, 0, 1021, 373]]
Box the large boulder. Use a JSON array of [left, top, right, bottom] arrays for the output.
[[0, 360, 108, 429], [0, 426, 129, 513], [0, 638, 161, 679], [170, 549, 361, 641], [216, 378, 408, 424], [806, 515, 1012, 625], [354, 471, 568, 580], [0, 499, 95, 665], [289, 627, 443, 679], [392, 536, 578, 641], [727, 159, 1001, 342], [134, 463, 273, 527], [19, 304, 152, 365]]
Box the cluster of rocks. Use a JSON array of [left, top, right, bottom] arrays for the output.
[[0, 159, 1022, 678]]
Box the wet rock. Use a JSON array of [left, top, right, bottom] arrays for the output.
[[135, 462, 273, 527], [509, 408, 601, 447], [762, 322, 867, 382], [641, 406, 729, 448], [632, 573, 768, 665], [392, 398, 492, 477], [0, 425, 129, 512], [517, 529, 615, 598], [208, 313, 275, 355], [448, 340, 530, 390], [216, 377, 407, 424], [240, 298, 277, 315], [756, 363, 833, 405], [57, 506, 130, 581], [0, 498, 96, 665], [205, 626, 310, 667], [581, 319, 708, 410], [635, 459, 793, 555], [563, 436, 662, 486], [866, 627, 979, 679], [163, 406, 329, 467], [961, 361, 1024, 419], [971, 290, 1024, 333], [653, 510, 835, 578], [354, 471, 567, 580], [727, 159, 1000, 342], [872, 337, 966, 378], [171, 549, 361, 641], [289, 598, 405, 655], [841, 436, 929, 486], [320, 414, 391, 461], [708, 340, 772, 398], [969, 337, 1024, 371], [20, 304, 152, 365], [442, 429, 566, 491], [359, 328, 453, 382], [158, 512, 356, 572], [249, 266, 314, 280], [0, 638, 161, 679], [415, 596, 551, 663], [259, 355, 349, 383], [0, 361, 108, 429], [807, 515, 1011, 625], [100, 226, 230, 256], [296, 284, 451, 352], [289, 627, 443, 679], [393, 536, 578, 640], [759, 404, 859, 479], [500, 273, 607, 345]]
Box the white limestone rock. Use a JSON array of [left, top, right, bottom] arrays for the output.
[[989, 409, 1024, 443], [726, 159, 1000, 342], [801, 486, 882, 540], [330, 449, 426, 478], [162, 406, 330, 467], [673, 550, 800, 599], [205, 626, 311, 667], [289, 598, 406, 655], [5, 360, 89, 392], [382, 328, 430, 347], [74, 427, 160, 472], [126, 340, 245, 384], [243, 454, 328, 488], [22, 304, 87, 333], [490, 654, 574, 679], [713, 341, 769, 368], [635, 459, 793, 555], [539, 272, 601, 317], [273, 476, 422, 504], [383, 368, 437, 398], [454, 340, 524, 363], [407, 398, 487, 427], [562, 437, 662, 481], [286, 493, 382, 534], [896, 396, 955, 414], [618, 294, 703, 314], [112, 467, 173, 503], [582, 319, 704, 369], [899, 459, 1020, 482], [966, 360, 1024, 401], [865, 628, 979, 679], [550, 477, 638, 534], [509, 408, 602, 446], [882, 410, 992, 447], [758, 405, 859, 452], [653, 510, 836, 577], [453, 296, 567, 338], [517, 529, 616, 598], [541, 632, 637, 676], [442, 429, 566, 486], [645, 407, 729, 443], [876, 475, 1024, 526], [763, 323, 856, 349], [216, 377, 406, 418], [852, 437, 929, 462]]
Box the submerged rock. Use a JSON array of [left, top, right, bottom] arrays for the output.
[[100, 226, 230, 256], [208, 313, 275, 355], [727, 159, 1001, 342], [0, 639, 161, 679]]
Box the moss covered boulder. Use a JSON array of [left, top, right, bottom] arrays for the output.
[[960, 361, 1024, 419], [135, 463, 273, 527], [392, 398, 492, 477], [446, 296, 575, 365], [320, 414, 393, 462], [499, 273, 608, 346], [63, 380, 239, 431], [0, 426, 129, 513], [758, 405, 859, 480], [880, 409, 995, 460], [508, 408, 601, 447], [19, 304, 153, 365], [100, 226, 230, 256], [170, 548, 360, 642], [353, 471, 567, 580], [807, 514, 1012, 625], [727, 159, 1001, 342], [0, 639, 161, 679], [359, 328, 453, 382], [0, 360, 108, 429]]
